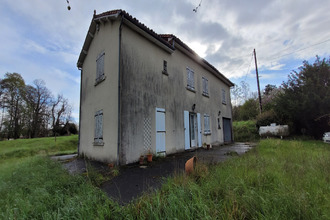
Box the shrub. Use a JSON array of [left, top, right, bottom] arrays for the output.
[[233, 120, 259, 142], [256, 110, 278, 128]]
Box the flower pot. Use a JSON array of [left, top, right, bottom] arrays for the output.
[[147, 154, 153, 162], [185, 156, 197, 174]]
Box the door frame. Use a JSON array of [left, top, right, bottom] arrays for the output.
[[184, 111, 201, 149]]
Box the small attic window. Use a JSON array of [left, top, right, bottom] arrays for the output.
[[162, 60, 168, 75]]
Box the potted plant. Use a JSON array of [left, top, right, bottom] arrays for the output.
[[146, 150, 153, 162]]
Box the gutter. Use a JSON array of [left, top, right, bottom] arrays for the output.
[[116, 14, 123, 166], [77, 67, 83, 155]]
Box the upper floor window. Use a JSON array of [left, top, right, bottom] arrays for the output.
[[202, 77, 209, 96], [95, 51, 105, 85], [204, 114, 211, 135], [94, 110, 104, 146], [222, 89, 226, 104], [186, 67, 195, 91]]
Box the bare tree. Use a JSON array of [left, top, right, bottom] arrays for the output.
[[24, 80, 51, 138], [50, 94, 71, 141]]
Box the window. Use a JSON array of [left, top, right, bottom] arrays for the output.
[[162, 60, 168, 75], [202, 77, 209, 96], [95, 52, 105, 85], [222, 89, 226, 104], [204, 114, 211, 134], [186, 67, 195, 91], [94, 110, 103, 145]]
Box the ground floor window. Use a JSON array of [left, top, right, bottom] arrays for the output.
[[204, 114, 211, 135]]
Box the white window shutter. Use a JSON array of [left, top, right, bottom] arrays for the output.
[[197, 113, 202, 147], [184, 111, 190, 150]]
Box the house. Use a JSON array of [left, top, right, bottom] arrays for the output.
[[77, 9, 234, 165]]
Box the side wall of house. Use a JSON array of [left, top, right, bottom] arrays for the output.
[[120, 23, 232, 164], [79, 21, 120, 163]]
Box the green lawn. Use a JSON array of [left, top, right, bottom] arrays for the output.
[[0, 135, 78, 160], [1, 137, 329, 219]]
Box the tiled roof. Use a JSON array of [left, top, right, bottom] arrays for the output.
[[95, 10, 174, 51]]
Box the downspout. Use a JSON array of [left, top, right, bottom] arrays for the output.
[[78, 67, 83, 155], [116, 14, 124, 166]]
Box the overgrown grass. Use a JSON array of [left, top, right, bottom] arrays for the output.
[[123, 139, 330, 219], [233, 120, 259, 142], [0, 157, 120, 219], [0, 135, 78, 160]]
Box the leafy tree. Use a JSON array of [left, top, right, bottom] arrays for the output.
[[0, 73, 26, 139], [240, 98, 259, 121], [233, 98, 259, 121], [263, 84, 277, 96], [262, 85, 282, 111], [274, 56, 330, 138]]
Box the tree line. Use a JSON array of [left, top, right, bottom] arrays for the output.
[[231, 56, 330, 139], [0, 73, 77, 139]]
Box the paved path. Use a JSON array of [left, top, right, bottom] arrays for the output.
[[59, 143, 253, 204]]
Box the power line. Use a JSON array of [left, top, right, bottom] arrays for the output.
[[267, 38, 330, 61], [244, 52, 254, 82]]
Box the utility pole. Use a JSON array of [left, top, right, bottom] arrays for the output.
[[253, 49, 262, 114]]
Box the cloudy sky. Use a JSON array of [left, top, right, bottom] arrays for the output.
[[1, 0, 329, 121]]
